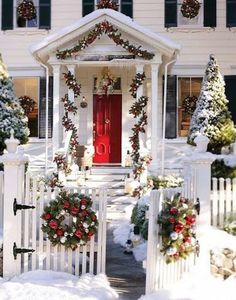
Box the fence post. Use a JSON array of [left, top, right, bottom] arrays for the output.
[[0, 130, 28, 278], [186, 136, 214, 274]]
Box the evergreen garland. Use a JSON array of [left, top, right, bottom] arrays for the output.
[[129, 72, 151, 178], [54, 71, 81, 173], [41, 191, 98, 250], [17, 0, 37, 21], [158, 194, 198, 264], [56, 21, 154, 60], [181, 0, 201, 19]]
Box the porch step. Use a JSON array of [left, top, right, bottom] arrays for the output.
[[91, 166, 132, 175]]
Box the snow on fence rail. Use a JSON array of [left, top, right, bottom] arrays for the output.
[[211, 177, 236, 228], [19, 173, 107, 276]]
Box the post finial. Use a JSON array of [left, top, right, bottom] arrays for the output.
[[5, 128, 20, 154]]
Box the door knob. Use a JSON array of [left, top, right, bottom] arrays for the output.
[[105, 119, 110, 124]]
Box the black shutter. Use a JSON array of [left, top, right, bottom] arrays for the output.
[[39, 77, 53, 138], [204, 0, 216, 27], [39, 0, 51, 29], [121, 0, 133, 18], [2, 0, 13, 30], [226, 0, 236, 27], [82, 0, 94, 17], [165, 75, 177, 138], [225, 75, 236, 124], [165, 0, 177, 28]]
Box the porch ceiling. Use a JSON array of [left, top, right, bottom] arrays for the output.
[[30, 9, 181, 66]]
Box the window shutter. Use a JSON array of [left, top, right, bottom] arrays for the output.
[[165, 75, 177, 138], [39, 0, 51, 29], [225, 75, 236, 124], [165, 0, 177, 28], [1, 0, 13, 30], [226, 0, 236, 27], [82, 0, 94, 17], [39, 77, 53, 138], [204, 0, 216, 27], [121, 0, 133, 18]]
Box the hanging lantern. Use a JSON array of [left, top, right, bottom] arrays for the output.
[[80, 96, 88, 108]]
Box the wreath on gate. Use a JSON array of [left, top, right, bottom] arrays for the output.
[[97, 0, 119, 10], [182, 95, 198, 115], [19, 95, 36, 116], [181, 0, 201, 19], [158, 194, 198, 263], [17, 0, 37, 21], [41, 190, 98, 250]]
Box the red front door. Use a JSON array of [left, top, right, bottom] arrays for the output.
[[93, 94, 122, 163]]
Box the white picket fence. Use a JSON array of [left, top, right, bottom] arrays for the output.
[[211, 177, 236, 227], [19, 172, 107, 276]]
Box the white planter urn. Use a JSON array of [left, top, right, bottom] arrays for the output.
[[194, 132, 209, 153]]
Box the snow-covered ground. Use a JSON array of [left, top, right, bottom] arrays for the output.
[[0, 270, 118, 300]]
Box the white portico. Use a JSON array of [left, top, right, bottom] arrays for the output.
[[30, 9, 180, 169]]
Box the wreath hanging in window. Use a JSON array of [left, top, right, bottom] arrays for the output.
[[19, 95, 36, 116], [97, 0, 119, 10], [181, 0, 201, 19], [182, 95, 198, 115], [41, 191, 98, 250], [17, 0, 37, 21]]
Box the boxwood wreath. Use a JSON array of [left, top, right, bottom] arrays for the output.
[[17, 0, 37, 21], [158, 194, 198, 264], [41, 191, 98, 250], [19, 95, 36, 116], [181, 0, 201, 19]]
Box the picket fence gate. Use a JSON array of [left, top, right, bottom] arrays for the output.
[[146, 154, 213, 294], [0, 146, 107, 279]]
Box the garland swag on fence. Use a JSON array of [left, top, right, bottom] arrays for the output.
[[56, 21, 155, 61], [129, 72, 151, 178], [54, 71, 81, 174]]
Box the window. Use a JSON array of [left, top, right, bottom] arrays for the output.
[[13, 77, 39, 138], [178, 77, 202, 137], [1, 0, 51, 30], [82, 0, 133, 18], [165, 0, 216, 28], [15, 0, 38, 28]]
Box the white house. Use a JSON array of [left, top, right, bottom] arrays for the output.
[[1, 0, 236, 170]]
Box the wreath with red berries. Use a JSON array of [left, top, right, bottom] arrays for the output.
[[19, 95, 36, 116], [97, 0, 118, 10], [17, 0, 37, 21], [158, 194, 198, 263], [41, 191, 98, 250], [181, 0, 201, 19]]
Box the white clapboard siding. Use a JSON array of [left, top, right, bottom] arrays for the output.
[[19, 175, 107, 276], [211, 177, 236, 228], [0, 171, 4, 230]]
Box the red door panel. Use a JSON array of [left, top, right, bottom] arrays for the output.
[[93, 94, 122, 163]]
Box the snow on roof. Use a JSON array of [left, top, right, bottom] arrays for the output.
[[30, 9, 180, 58]]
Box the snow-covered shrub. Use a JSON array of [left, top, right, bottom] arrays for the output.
[[211, 159, 236, 179]]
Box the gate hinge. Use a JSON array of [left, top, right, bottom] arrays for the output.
[[13, 198, 35, 216], [13, 242, 35, 260]]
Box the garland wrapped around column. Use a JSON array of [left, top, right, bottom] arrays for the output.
[[54, 71, 81, 174], [129, 72, 151, 178]]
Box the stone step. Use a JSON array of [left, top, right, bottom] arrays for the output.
[[91, 166, 132, 175]]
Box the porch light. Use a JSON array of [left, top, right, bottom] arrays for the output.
[[80, 96, 88, 108]]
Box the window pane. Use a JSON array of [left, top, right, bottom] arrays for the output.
[[13, 77, 39, 137], [178, 77, 202, 137]]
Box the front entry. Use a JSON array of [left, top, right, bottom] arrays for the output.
[[93, 94, 122, 163]]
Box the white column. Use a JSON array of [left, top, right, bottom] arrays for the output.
[[52, 64, 61, 155], [0, 133, 28, 278], [136, 64, 146, 150], [66, 64, 76, 102], [149, 63, 160, 173]]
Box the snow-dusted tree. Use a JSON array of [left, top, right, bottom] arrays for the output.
[[187, 54, 236, 154], [0, 54, 29, 154]]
